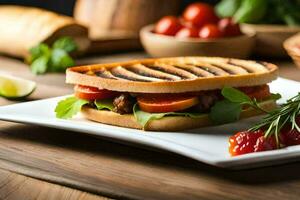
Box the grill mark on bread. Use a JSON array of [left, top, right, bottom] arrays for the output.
[[195, 65, 229, 76], [210, 63, 248, 75], [228, 59, 269, 73], [150, 64, 198, 79], [95, 70, 116, 79], [110, 66, 163, 82], [174, 64, 215, 77], [127, 64, 180, 81]]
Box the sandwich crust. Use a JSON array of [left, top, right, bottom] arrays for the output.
[[81, 100, 277, 131], [66, 57, 278, 93]]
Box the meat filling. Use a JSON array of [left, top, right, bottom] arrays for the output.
[[113, 94, 135, 114]]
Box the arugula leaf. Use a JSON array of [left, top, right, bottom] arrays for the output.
[[55, 96, 89, 119], [53, 37, 78, 53], [133, 104, 203, 127], [209, 100, 242, 125], [209, 86, 281, 125], [95, 99, 114, 111], [221, 86, 251, 103]]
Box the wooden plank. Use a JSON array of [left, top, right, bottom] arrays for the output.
[[0, 168, 111, 200], [0, 55, 299, 200]]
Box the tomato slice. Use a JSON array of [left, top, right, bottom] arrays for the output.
[[74, 85, 118, 100], [137, 95, 199, 113], [239, 85, 271, 100]]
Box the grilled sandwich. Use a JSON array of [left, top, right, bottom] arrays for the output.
[[55, 57, 279, 131]]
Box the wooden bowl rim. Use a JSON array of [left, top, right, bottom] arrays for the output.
[[283, 33, 300, 55], [140, 24, 255, 44], [242, 23, 300, 33]]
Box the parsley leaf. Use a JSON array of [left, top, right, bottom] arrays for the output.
[[49, 49, 74, 72], [52, 37, 78, 53], [30, 55, 50, 75], [27, 37, 77, 75], [55, 96, 89, 119]]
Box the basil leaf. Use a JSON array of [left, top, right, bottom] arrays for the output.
[[55, 96, 89, 119], [53, 37, 78, 53], [95, 99, 114, 111], [209, 100, 242, 125], [133, 104, 203, 127], [30, 55, 50, 75], [222, 86, 251, 103]]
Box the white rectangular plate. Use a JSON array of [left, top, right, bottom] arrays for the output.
[[0, 78, 299, 169]]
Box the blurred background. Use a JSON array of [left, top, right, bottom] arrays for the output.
[[0, 0, 219, 16]]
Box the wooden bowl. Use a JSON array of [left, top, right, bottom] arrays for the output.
[[140, 25, 255, 59], [284, 33, 300, 69], [74, 0, 181, 39], [241, 24, 300, 58]]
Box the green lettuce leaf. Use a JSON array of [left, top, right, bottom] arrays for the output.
[[55, 96, 89, 119], [133, 104, 203, 127], [94, 99, 114, 111]]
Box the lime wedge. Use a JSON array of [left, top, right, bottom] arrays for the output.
[[0, 74, 36, 99]]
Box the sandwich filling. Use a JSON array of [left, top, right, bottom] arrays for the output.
[[53, 84, 279, 127], [75, 84, 271, 115]]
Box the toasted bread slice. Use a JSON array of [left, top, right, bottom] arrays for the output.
[[66, 57, 278, 93], [81, 99, 277, 131]]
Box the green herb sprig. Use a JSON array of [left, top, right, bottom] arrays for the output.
[[249, 93, 300, 145], [27, 37, 78, 75]]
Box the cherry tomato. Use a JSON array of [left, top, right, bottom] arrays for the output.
[[229, 129, 277, 156], [238, 85, 271, 100], [137, 94, 199, 113], [218, 18, 242, 37], [183, 3, 219, 28], [175, 27, 199, 38], [280, 116, 300, 146], [199, 24, 223, 39], [74, 85, 118, 100], [154, 16, 182, 36]]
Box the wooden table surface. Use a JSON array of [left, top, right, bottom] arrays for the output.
[[0, 53, 300, 200]]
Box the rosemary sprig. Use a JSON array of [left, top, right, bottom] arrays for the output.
[[249, 93, 300, 146]]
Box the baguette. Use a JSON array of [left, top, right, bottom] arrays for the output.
[[0, 6, 89, 58]]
